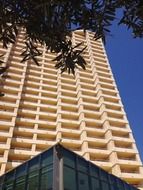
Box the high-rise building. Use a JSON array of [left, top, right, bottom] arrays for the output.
[[0, 30, 143, 189]]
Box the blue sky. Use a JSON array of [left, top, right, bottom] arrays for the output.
[[105, 23, 143, 161]]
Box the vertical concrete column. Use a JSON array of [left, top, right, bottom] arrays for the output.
[[72, 32, 88, 158], [56, 70, 62, 142]]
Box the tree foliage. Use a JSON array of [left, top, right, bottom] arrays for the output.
[[0, 0, 143, 75]]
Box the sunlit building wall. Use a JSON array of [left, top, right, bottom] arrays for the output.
[[0, 30, 143, 189]]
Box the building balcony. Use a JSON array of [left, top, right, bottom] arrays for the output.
[[3, 84, 21, 91], [6, 161, 21, 170], [114, 147, 137, 154], [59, 118, 79, 125], [82, 101, 99, 107], [0, 120, 14, 126], [81, 94, 98, 102], [110, 126, 131, 133], [87, 147, 110, 155], [80, 89, 97, 97], [113, 136, 134, 143], [107, 117, 128, 125], [0, 110, 16, 117], [60, 128, 81, 135], [104, 101, 122, 108], [119, 173, 143, 182], [21, 101, 39, 107], [0, 143, 10, 150], [85, 127, 105, 134], [84, 118, 102, 125], [60, 111, 78, 118], [83, 109, 101, 117], [61, 138, 82, 146], [105, 109, 124, 116], [9, 148, 37, 156], [12, 137, 34, 144], [0, 131, 12, 138], [34, 139, 55, 146], [98, 75, 113, 82], [16, 117, 57, 125], [86, 136, 108, 144], [117, 158, 141, 166], [91, 160, 112, 171]]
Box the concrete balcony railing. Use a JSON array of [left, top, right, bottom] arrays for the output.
[[3, 86, 20, 92], [0, 131, 11, 138], [86, 136, 107, 144], [60, 128, 81, 134], [85, 127, 105, 133], [0, 143, 10, 150], [113, 136, 134, 143], [0, 120, 14, 126], [16, 117, 57, 125], [114, 147, 137, 154], [104, 101, 122, 108], [105, 109, 124, 116], [119, 172, 143, 181], [87, 148, 110, 155], [110, 127, 131, 133], [61, 138, 82, 145], [21, 101, 39, 107], [82, 102, 99, 107], [83, 109, 100, 117], [117, 158, 141, 166], [84, 118, 102, 125], [12, 137, 56, 147], [59, 118, 79, 125], [98, 75, 113, 81], [9, 148, 37, 156], [91, 160, 112, 171], [107, 117, 128, 124], [6, 161, 21, 169], [0, 110, 16, 117], [112, 134, 130, 139]]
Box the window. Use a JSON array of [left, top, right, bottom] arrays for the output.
[[4, 171, 14, 190], [78, 158, 88, 174], [78, 172, 89, 190], [27, 170, 39, 190], [16, 163, 27, 178], [64, 166, 77, 190], [101, 181, 110, 190], [15, 176, 25, 190], [116, 178, 125, 190], [124, 183, 131, 190], [130, 187, 137, 190], [63, 150, 76, 169], [90, 164, 99, 178], [41, 149, 53, 167], [91, 177, 100, 190], [99, 169, 109, 181], [109, 174, 116, 185], [4, 182, 13, 190], [40, 166, 53, 190], [28, 156, 40, 172]]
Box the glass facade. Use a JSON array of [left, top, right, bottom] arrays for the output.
[[63, 148, 138, 190], [0, 144, 139, 190], [0, 148, 53, 190]]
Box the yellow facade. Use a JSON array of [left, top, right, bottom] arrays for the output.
[[0, 30, 143, 189]]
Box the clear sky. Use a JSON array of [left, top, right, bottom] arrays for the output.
[[105, 23, 143, 162]]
